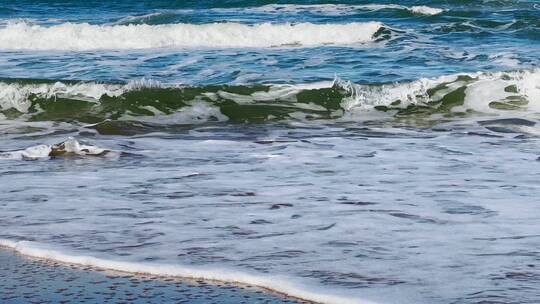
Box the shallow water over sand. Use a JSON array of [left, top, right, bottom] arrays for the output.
[[2, 121, 540, 303]]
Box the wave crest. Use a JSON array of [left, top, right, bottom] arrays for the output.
[[0, 69, 538, 129], [0, 21, 383, 51], [338, 69, 540, 115], [113, 4, 443, 26]]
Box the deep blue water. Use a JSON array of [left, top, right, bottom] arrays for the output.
[[0, 0, 538, 84]]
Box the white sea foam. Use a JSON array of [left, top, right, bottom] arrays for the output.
[[119, 101, 229, 125], [0, 137, 110, 160], [0, 81, 126, 112], [0, 78, 168, 113], [0, 21, 383, 51], [336, 69, 540, 113], [0, 144, 51, 160], [0, 239, 376, 304], [408, 6, 445, 15]]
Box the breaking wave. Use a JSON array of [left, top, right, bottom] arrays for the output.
[[0, 21, 384, 51], [0, 69, 538, 131]]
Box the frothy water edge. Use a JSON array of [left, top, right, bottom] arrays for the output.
[[0, 239, 376, 304]]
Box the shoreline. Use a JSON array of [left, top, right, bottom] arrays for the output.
[[0, 239, 370, 304], [0, 245, 313, 304]]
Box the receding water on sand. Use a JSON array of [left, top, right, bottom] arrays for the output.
[[1, 1, 539, 303], [0, 248, 311, 304]]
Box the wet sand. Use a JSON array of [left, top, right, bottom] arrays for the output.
[[0, 249, 311, 304]]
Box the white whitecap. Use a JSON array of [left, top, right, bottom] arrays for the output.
[[409, 6, 444, 15], [0, 144, 51, 160], [0, 21, 383, 51], [0, 137, 111, 160], [335, 69, 540, 113], [0, 81, 126, 112]]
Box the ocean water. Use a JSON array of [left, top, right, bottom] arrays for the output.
[[0, 1, 539, 303]]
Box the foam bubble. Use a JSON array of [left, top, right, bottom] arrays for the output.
[[0, 21, 383, 51], [0, 239, 377, 304], [409, 6, 444, 16], [0, 144, 51, 160], [0, 137, 112, 160]]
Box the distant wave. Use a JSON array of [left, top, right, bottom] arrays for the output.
[[0, 239, 376, 304], [113, 4, 443, 26], [252, 4, 445, 16], [0, 21, 383, 51]]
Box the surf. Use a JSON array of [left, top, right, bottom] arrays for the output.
[[0, 69, 538, 128], [0, 21, 384, 51]]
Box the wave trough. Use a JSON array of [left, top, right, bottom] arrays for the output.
[[0, 22, 383, 50]]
